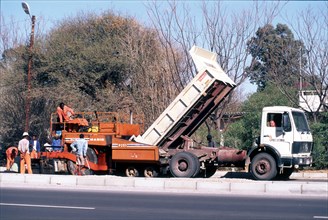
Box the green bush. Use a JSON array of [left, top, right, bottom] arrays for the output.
[[310, 113, 328, 169]]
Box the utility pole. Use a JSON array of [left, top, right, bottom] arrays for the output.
[[22, 2, 36, 131]]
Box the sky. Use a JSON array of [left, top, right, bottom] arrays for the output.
[[2, 1, 324, 29], [1, 0, 326, 94]]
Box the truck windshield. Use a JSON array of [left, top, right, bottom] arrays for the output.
[[292, 111, 310, 132]]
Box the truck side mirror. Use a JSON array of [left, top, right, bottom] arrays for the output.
[[282, 112, 291, 132], [255, 136, 260, 146]]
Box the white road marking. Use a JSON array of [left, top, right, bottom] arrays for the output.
[[314, 217, 328, 219], [0, 203, 95, 210]]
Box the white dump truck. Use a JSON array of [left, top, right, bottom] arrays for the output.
[[134, 46, 313, 180], [246, 106, 313, 180]]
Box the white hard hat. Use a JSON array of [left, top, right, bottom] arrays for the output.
[[22, 132, 29, 137], [44, 143, 51, 147]]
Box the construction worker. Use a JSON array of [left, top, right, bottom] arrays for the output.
[[18, 132, 33, 174], [70, 134, 88, 175], [6, 146, 18, 171], [57, 102, 75, 123], [43, 143, 52, 152], [51, 134, 62, 151], [207, 134, 217, 148], [29, 134, 41, 159]]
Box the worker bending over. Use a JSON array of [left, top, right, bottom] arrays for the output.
[[6, 146, 18, 171]]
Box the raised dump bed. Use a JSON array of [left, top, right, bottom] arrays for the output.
[[135, 46, 236, 150]]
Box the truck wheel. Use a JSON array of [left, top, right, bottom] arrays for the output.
[[169, 152, 199, 178], [250, 153, 277, 180], [143, 166, 158, 178], [126, 167, 139, 177], [191, 154, 200, 177]]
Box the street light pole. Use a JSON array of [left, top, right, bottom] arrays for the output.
[[22, 2, 36, 131]]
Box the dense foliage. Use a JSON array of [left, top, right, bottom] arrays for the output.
[[310, 112, 328, 169], [246, 24, 306, 92]]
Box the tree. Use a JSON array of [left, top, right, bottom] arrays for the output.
[[246, 23, 306, 93], [287, 5, 328, 119], [0, 11, 182, 147]]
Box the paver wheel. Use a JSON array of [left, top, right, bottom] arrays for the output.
[[250, 153, 277, 180], [67, 148, 97, 175], [143, 166, 158, 178], [169, 152, 200, 178], [125, 167, 139, 177]]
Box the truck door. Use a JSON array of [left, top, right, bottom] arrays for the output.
[[261, 112, 292, 156]]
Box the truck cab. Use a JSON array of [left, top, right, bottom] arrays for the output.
[[248, 106, 313, 180]]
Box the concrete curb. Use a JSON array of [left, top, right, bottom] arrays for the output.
[[214, 171, 328, 179], [1, 172, 327, 197]]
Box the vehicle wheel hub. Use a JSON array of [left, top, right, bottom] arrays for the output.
[[178, 161, 188, 171], [256, 160, 270, 174]]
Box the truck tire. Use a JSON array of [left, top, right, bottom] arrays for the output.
[[250, 153, 277, 180], [67, 148, 97, 175], [191, 154, 201, 177], [169, 152, 199, 178]]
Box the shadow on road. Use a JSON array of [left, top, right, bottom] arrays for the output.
[[220, 172, 253, 179]]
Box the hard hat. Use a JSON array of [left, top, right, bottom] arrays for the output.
[[22, 132, 29, 137], [44, 143, 51, 147]]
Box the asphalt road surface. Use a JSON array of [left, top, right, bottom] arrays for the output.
[[1, 187, 327, 220]]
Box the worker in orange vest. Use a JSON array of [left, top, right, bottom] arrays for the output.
[[57, 102, 75, 123], [18, 132, 33, 174], [6, 146, 18, 171]]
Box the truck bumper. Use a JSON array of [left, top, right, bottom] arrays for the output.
[[293, 156, 313, 166], [281, 156, 312, 168]]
